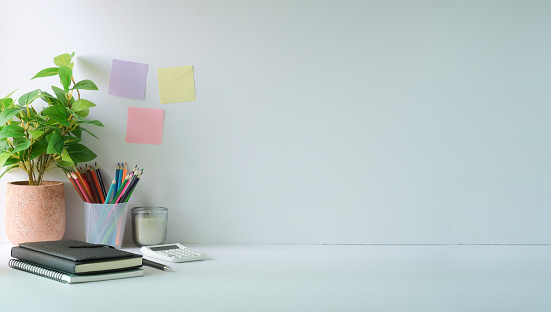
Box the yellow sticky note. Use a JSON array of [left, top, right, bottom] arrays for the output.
[[157, 65, 196, 104]]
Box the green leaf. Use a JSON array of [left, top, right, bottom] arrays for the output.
[[22, 117, 47, 128], [12, 137, 31, 154], [0, 163, 19, 179], [0, 152, 11, 168], [61, 148, 73, 163], [53, 53, 72, 67], [29, 139, 48, 160], [72, 99, 96, 113], [4, 89, 18, 98], [28, 130, 45, 139], [0, 138, 8, 150], [51, 86, 68, 106], [0, 107, 23, 124], [63, 136, 82, 145], [18, 89, 41, 105], [56, 160, 73, 168], [72, 80, 98, 91], [58, 66, 72, 92], [31, 67, 59, 79], [76, 108, 89, 118], [79, 127, 100, 139], [79, 120, 104, 127], [39, 91, 62, 106], [71, 126, 82, 138], [0, 97, 14, 109], [0, 124, 25, 139], [5, 156, 17, 166], [42, 104, 69, 126], [47, 131, 64, 154], [66, 143, 97, 163]]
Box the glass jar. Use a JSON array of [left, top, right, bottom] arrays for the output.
[[131, 207, 168, 246]]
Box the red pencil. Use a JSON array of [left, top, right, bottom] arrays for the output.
[[74, 168, 93, 202], [83, 167, 100, 203], [72, 172, 91, 203], [67, 172, 85, 201], [89, 165, 105, 203], [114, 173, 134, 204]]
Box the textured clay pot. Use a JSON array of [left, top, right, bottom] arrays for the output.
[[4, 181, 66, 245]]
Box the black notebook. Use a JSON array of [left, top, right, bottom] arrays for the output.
[[9, 259, 144, 284], [12, 240, 142, 274]]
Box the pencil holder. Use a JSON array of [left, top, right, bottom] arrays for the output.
[[83, 202, 129, 249]]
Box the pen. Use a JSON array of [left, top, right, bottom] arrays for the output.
[[142, 258, 172, 271]]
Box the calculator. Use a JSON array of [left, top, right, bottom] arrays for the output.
[[140, 243, 207, 263]]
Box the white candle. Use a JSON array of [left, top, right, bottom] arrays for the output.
[[132, 207, 168, 246]]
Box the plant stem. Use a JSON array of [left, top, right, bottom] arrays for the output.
[[72, 76, 81, 100], [35, 154, 56, 185]]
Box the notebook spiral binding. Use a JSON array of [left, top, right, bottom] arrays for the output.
[[9, 259, 67, 284]]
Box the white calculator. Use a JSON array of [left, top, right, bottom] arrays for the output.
[[140, 243, 207, 263]]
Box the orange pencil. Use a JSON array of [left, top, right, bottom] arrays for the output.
[[89, 165, 105, 203], [76, 168, 95, 202], [67, 172, 85, 201], [73, 168, 93, 201], [72, 172, 91, 203], [84, 167, 100, 203], [122, 162, 128, 183]]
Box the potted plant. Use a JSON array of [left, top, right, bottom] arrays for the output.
[[0, 52, 103, 245]]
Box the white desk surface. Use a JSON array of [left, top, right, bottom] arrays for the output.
[[0, 243, 550, 312]]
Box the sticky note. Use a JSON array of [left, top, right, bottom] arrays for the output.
[[108, 59, 149, 99], [126, 107, 164, 145], [157, 65, 196, 104]]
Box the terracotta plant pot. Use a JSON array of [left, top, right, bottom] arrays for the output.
[[4, 181, 66, 245]]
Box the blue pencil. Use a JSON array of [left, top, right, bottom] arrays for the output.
[[104, 179, 116, 204], [118, 163, 124, 186], [114, 163, 121, 200]]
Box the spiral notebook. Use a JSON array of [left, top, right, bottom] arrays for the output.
[[9, 259, 144, 284]]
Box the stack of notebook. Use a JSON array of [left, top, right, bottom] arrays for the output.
[[9, 239, 143, 284]]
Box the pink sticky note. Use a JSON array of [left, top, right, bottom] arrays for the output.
[[126, 107, 164, 145], [108, 59, 149, 99]]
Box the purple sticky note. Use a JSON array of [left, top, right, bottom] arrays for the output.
[[108, 59, 149, 99]]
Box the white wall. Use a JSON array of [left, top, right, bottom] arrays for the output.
[[1, 0, 550, 244]]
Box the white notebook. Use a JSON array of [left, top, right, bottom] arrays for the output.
[[9, 258, 144, 284]]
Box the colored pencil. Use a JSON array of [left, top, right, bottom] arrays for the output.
[[118, 163, 124, 186], [84, 167, 100, 203], [89, 164, 103, 202], [73, 168, 93, 202], [67, 172, 85, 201], [89, 165, 105, 203], [122, 169, 143, 202], [110, 173, 133, 204], [95, 163, 107, 199], [119, 170, 138, 203], [82, 170, 97, 203], [114, 173, 134, 204], [72, 172, 91, 203], [104, 179, 116, 204], [122, 162, 128, 184], [114, 163, 121, 198]]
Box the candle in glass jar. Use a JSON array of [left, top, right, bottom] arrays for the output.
[[131, 207, 168, 246]]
